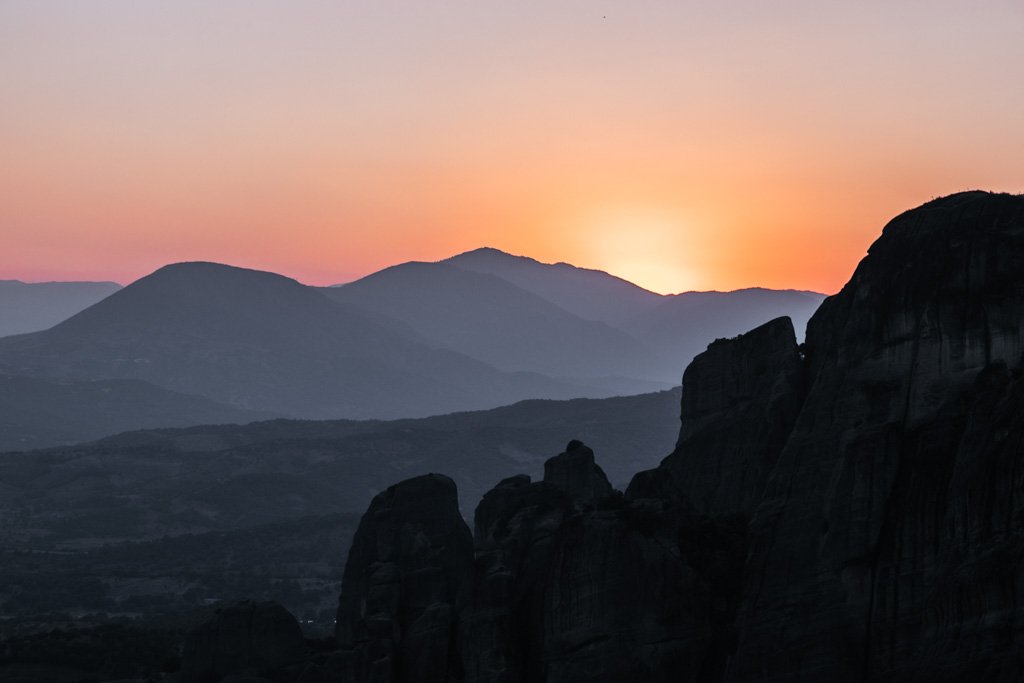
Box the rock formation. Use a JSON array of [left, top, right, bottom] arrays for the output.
[[643, 315, 805, 516], [189, 191, 1023, 682], [540, 439, 613, 504], [728, 190, 1024, 680], [333, 474, 473, 683]]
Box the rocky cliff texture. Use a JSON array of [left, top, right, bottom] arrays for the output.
[[649, 316, 805, 517], [729, 190, 1024, 680], [331, 441, 743, 682], [333, 474, 474, 683], [184, 192, 1024, 682]]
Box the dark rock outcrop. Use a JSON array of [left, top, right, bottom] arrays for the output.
[[178, 600, 306, 682], [327, 191, 1024, 682], [334, 474, 473, 683], [337, 443, 737, 682], [542, 440, 613, 504], [633, 316, 804, 516], [728, 190, 1024, 680]]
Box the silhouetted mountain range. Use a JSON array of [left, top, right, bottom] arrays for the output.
[[323, 260, 670, 384], [0, 280, 121, 338], [0, 252, 821, 446], [442, 247, 823, 375], [443, 246, 663, 324], [619, 286, 823, 366], [0, 262, 606, 421]]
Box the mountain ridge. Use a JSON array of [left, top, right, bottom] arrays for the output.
[[0, 261, 611, 420], [0, 280, 122, 338], [324, 259, 672, 384], [0, 254, 825, 446]]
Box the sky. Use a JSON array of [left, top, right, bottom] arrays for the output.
[[2, 1, 1023, 294]]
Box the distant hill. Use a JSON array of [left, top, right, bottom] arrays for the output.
[[444, 247, 663, 324], [0, 262, 620, 421], [0, 373, 269, 451], [330, 249, 826, 387], [442, 247, 825, 381], [0, 256, 825, 446], [619, 287, 825, 370], [0, 387, 680, 562], [0, 280, 121, 338], [323, 260, 671, 386]]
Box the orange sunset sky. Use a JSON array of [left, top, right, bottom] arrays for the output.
[[2, 1, 1023, 294]]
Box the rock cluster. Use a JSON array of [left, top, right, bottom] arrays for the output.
[[331, 441, 742, 682]]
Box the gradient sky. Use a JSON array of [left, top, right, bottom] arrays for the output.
[[2, 1, 1023, 293]]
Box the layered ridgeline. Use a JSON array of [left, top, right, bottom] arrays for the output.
[[0, 262, 609, 421], [0, 255, 820, 447], [324, 254, 823, 391], [0, 373, 270, 451], [205, 191, 1022, 682], [446, 246, 824, 380], [0, 280, 121, 338], [446, 245, 823, 373], [321, 261, 669, 391]]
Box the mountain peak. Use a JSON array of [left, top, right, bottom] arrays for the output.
[[443, 246, 662, 324], [446, 246, 539, 264], [446, 247, 621, 277], [145, 261, 298, 284]]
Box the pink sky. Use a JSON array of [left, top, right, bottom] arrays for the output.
[[2, 1, 1023, 293]]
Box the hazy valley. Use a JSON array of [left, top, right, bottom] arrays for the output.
[[0, 248, 821, 450]]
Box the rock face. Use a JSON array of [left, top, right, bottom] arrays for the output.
[[647, 316, 805, 516], [329, 192, 1024, 681], [178, 600, 306, 681], [334, 474, 473, 683], [337, 442, 741, 682], [728, 190, 1024, 680]]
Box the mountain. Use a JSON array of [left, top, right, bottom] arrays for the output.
[[0, 262, 615, 421], [306, 191, 1024, 682], [444, 246, 664, 324], [323, 260, 671, 387], [0, 280, 121, 338], [0, 373, 268, 451], [0, 253, 823, 447], [443, 246, 826, 376]]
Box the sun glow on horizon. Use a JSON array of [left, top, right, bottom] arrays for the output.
[[565, 206, 703, 295], [1, 2, 1022, 293]]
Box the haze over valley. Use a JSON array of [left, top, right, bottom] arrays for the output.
[[0, 248, 822, 450]]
